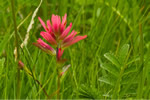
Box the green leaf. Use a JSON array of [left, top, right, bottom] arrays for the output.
[[96, 8, 101, 17], [104, 53, 121, 68], [0, 58, 5, 77], [118, 44, 130, 64], [101, 62, 120, 77], [121, 73, 138, 85], [78, 84, 101, 99], [99, 76, 116, 86], [120, 84, 137, 96], [0, 33, 12, 56], [123, 65, 137, 76]]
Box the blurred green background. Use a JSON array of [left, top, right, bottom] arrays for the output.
[[0, 0, 150, 99]]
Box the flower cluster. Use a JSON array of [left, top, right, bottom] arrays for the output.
[[33, 14, 87, 62]]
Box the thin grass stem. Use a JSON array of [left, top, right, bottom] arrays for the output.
[[10, 0, 20, 98], [137, 23, 144, 99]]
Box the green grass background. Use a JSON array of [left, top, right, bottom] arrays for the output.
[[0, 0, 150, 99]]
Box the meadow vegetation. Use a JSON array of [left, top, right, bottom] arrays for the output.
[[0, 0, 150, 99]]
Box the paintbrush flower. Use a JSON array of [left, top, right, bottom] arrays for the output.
[[33, 14, 87, 55]]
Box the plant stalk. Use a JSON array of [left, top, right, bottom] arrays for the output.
[[137, 23, 144, 98], [35, 79, 49, 97], [112, 47, 132, 99], [57, 69, 61, 99], [56, 47, 60, 99], [11, 0, 20, 99]]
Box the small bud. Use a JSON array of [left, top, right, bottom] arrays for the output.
[[60, 64, 71, 76], [18, 60, 24, 70], [60, 72, 64, 76]]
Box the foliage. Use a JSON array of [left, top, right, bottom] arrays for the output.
[[0, 0, 150, 99]]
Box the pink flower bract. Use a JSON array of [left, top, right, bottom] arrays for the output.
[[33, 13, 87, 55], [33, 38, 56, 55]]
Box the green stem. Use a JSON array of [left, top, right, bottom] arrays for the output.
[[112, 68, 124, 98], [137, 23, 144, 99], [57, 69, 61, 99], [22, 62, 49, 98], [10, 0, 20, 99], [35, 79, 49, 97], [56, 47, 60, 99], [112, 47, 132, 99], [11, 0, 19, 59]]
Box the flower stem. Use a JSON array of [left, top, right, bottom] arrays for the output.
[[23, 64, 49, 98], [35, 79, 49, 97], [57, 69, 61, 99], [56, 46, 60, 99], [10, 0, 20, 99]]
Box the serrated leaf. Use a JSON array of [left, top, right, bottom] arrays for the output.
[[118, 44, 130, 64], [99, 76, 116, 86], [104, 53, 121, 68], [101, 62, 120, 77]]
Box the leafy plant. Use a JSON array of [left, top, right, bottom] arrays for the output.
[[99, 44, 139, 98]]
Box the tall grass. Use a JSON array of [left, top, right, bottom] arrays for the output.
[[10, 0, 20, 98], [0, 0, 150, 99]]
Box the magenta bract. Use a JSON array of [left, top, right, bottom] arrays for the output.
[[33, 14, 87, 56]]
